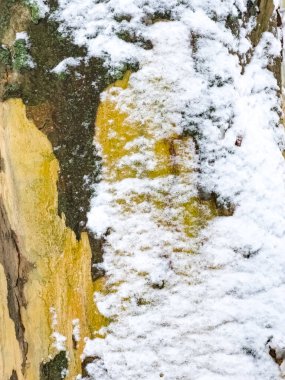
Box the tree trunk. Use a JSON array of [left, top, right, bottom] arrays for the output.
[[0, 1, 284, 379]]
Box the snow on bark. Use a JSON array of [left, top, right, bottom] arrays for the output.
[[42, 0, 285, 379]]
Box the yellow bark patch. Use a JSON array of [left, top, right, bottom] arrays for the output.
[[0, 99, 106, 380], [96, 73, 217, 249]]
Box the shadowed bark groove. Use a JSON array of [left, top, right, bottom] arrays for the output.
[[9, 370, 18, 380], [0, 197, 31, 371]]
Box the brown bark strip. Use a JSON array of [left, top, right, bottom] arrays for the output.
[[0, 197, 31, 371]]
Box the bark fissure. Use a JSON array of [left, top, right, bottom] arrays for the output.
[[0, 197, 31, 371]]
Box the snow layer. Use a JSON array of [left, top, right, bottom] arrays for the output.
[[44, 0, 285, 379]]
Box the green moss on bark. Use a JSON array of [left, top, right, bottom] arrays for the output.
[[40, 351, 68, 380], [12, 39, 30, 71], [22, 0, 41, 23]]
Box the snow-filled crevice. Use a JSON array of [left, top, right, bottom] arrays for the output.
[[44, 1, 285, 379]]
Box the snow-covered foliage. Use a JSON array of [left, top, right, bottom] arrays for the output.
[[41, 0, 285, 379]]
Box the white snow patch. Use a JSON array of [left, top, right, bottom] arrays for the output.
[[50, 307, 67, 351], [15, 32, 29, 42], [72, 319, 81, 342], [51, 57, 81, 74], [52, 332, 67, 351], [50, 306, 58, 328]]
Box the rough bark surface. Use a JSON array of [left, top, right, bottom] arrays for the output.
[[0, 0, 283, 379]]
